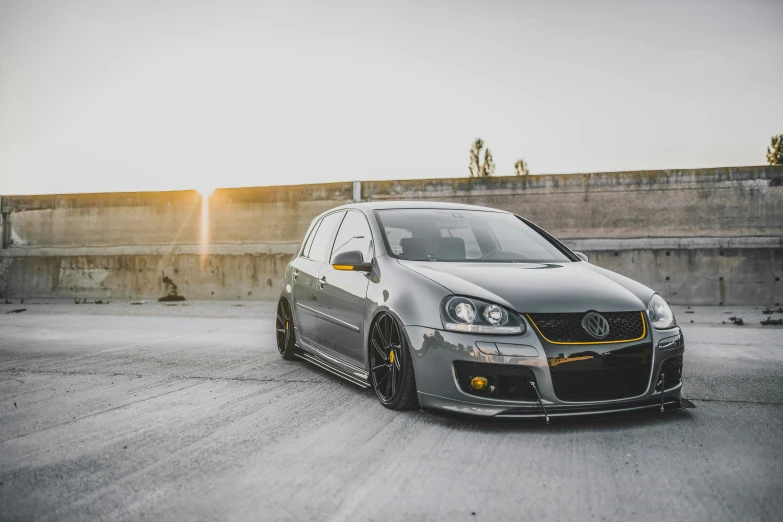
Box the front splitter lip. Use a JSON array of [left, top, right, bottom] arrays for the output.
[[417, 388, 685, 419]]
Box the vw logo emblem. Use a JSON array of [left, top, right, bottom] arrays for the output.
[[582, 312, 610, 339]]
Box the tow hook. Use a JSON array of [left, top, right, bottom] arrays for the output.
[[529, 381, 550, 424], [657, 372, 666, 413]]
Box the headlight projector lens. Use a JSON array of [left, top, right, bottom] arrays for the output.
[[454, 301, 476, 323], [483, 304, 507, 325]]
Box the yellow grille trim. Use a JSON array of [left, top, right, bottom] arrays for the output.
[[526, 311, 647, 345]]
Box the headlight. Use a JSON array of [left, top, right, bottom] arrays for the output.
[[441, 297, 526, 335], [646, 294, 676, 329]]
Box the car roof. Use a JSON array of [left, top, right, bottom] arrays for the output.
[[332, 200, 511, 213]]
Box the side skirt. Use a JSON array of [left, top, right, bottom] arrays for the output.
[[295, 347, 371, 389]]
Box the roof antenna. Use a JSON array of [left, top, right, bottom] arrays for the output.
[[529, 380, 550, 424]]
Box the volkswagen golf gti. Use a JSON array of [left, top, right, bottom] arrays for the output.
[[275, 202, 685, 420]]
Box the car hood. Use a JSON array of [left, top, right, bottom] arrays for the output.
[[398, 260, 655, 313]]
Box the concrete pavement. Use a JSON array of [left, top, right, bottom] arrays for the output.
[[1, 301, 782, 521]]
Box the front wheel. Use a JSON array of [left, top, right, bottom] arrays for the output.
[[369, 312, 418, 410], [276, 298, 298, 360]]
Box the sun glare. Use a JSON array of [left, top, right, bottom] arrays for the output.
[[197, 186, 216, 198], [198, 186, 213, 265]]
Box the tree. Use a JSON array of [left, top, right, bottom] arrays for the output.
[[469, 138, 484, 177], [514, 158, 530, 176], [468, 138, 495, 177], [767, 134, 783, 165], [481, 149, 495, 177]]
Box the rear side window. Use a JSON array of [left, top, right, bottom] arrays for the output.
[[301, 218, 322, 257], [331, 211, 373, 263], [307, 211, 345, 262]]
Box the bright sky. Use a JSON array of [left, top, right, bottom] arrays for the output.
[[1, 0, 781, 195]]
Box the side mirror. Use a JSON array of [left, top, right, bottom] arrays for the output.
[[574, 251, 589, 263], [332, 250, 372, 272]]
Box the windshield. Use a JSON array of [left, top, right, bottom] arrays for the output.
[[375, 209, 573, 263]]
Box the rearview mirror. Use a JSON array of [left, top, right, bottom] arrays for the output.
[[574, 251, 589, 262], [332, 250, 372, 272]]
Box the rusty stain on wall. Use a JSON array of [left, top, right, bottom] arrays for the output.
[[159, 273, 185, 302]]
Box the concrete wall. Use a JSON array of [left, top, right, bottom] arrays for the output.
[[1, 166, 782, 305]]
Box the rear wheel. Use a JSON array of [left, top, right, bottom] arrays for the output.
[[369, 312, 418, 410], [276, 298, 298, 360]]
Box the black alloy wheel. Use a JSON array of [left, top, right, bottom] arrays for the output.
[[369, 312, 418, 409], [276, 298, 297, 360]]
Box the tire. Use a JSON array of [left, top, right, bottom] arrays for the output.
[[276, 298, 298, 360], [369, 312, 419, 410]]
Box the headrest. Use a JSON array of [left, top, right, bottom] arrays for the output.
[[435, 237, 466, 260], [399, 237, 427, 260]]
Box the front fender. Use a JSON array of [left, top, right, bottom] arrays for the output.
[[363, 256, 451, 363]]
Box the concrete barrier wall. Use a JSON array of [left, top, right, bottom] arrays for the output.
[[362, 167, 783, 239], [2, 166, 782, 305]]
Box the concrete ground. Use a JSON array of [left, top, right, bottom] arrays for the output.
[[1, 300, 782, 522]]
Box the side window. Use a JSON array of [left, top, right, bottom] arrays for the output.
[[301, 218, 322, 257], [331, 211, 373, 263], [307, 211, 344, 262]]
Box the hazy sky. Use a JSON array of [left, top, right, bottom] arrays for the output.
[[1, 0, 781, 195]]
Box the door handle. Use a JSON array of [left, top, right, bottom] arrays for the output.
[[293, 269, 299, 281], [318, 276, 326, 289]]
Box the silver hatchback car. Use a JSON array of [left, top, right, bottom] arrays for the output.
[[276, 202, 685, 420]]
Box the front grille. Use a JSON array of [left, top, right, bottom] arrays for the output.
[[453, 361, 538, 401], [528, 311, 646, 343], [657, 355, 683, 390], [548, 343, 653, 401]]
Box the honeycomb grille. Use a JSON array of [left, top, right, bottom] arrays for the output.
[[528, 311, 645, 343], [658, 355, 683, 389], [549, 343, 653, 401]]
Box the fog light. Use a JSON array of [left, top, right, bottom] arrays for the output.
[[469, 376, 489, 392]]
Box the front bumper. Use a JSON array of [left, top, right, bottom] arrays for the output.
[[404, 322, 684, 418]]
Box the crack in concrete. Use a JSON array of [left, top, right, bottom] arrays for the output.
[[0, 367, 326, 384], [0, 381, 205, 444], [1, 370, 332, 443]]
